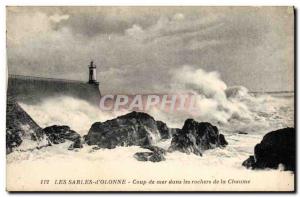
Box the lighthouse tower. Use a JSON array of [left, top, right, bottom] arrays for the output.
[[88, 61, 99, 85]]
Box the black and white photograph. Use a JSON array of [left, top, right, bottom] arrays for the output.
[[5, 6, 295, 192]]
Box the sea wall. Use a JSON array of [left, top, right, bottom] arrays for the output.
[[7, 75, 101, 106]]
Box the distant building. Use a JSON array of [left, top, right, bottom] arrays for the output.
[[88, 61, 99, 85], [7, 61, 101, 105]]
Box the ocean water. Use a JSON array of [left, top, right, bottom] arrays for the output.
[[6, 90, 294, 191], [6, 66, 295, 191]]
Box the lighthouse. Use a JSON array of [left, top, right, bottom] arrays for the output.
[[88, 61, 99, 85]]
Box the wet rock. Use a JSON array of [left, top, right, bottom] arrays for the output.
[[156, 121, 170, 139], [92, 146, 101, 150], [134, 145, 166, 162], [43, 125, 81, 145], [169, 133, 203, 156], [168, 119, 227, 156], [85, 111, 171, 149], [242, 127, 295, 171], [82, 134, 88, 142], [68, 138, 83, 150], [134, 152, 153, 161], [141, 145, 167, 155], [242, 156, 256, 169], [149, 152, 166, 162], [6, 97, 47, 154], [218, 134, 228, 146]]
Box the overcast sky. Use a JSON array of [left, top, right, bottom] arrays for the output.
[[7, 6, 294, 93]]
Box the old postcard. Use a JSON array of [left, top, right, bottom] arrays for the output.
[[6, 6, 295, 192]]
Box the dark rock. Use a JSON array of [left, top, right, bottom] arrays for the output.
[[83, 134, 88, 142], [169, 128, 181, 137], [85, 111, 170, 149], [218, 134, 228, 146], [169, 132, 202, 156], [43, 125, 81, 145], [6, 96, 48, 154], [134, 145, 166, 162], [168, 119, 227, 156], [141, 145, 167, 155], [238, 131, 248, 135], [242, 156, 256, 169], [156, 121, 170, 139], [92, 146, 101, 150], [6, 129, 22, 154], [242, 127, 295, 171], [68, 138, 83, 150], [149, 152, 166, 162], [134, 152, 153, 161]]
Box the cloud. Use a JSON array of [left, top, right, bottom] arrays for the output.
[[49, 14, 70, 23], [6, 7, 294, 93], [125, 24, 144, 38], [172, 13, 185, 21]]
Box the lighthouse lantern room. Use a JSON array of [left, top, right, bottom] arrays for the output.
[[88, 61, 99, 85]]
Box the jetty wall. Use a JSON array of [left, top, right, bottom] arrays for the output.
[[7, 75, 101, 106]]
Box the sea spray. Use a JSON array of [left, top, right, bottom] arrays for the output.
[[20, 97, 129, 135], [19, 66, 293, 135]]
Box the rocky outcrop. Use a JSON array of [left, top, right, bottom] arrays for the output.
[[43, 125, 82, 148], [242, 127, 295, 171], [6, 97, 48, 154], [6, 97, 83, 153], [68, 138, 83, 150], [156, 121, 170, 139], [134, 152, 153, 161], [242, 156, 255, 168], [168, 119, 228, 156], [85, 111, 172, 149], [134, 145, 166, 162], [219, 134, 228, 145], [142, 145, 167, 155]]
